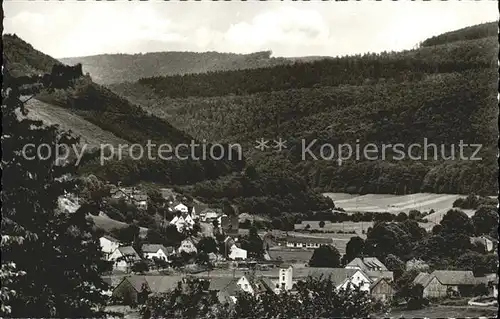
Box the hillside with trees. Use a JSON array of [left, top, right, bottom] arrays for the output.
[[2, 33, 62, 76], [5, 35, 333, 216], [110, 22, 499, 195], [59, 50, 293, 84], [421, 21, 498, 47]]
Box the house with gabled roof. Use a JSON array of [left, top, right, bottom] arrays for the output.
[[141, 244, 174, 261], [108, 246, 141, 272], [304, 267, 372, 292], [112, 275, 183, 305], [99, 235, 121, 259], [178, 238, 198, 254], [370, 277, 394, 302], [170, 211, 195, 232], [208, 273, 274, 303], [413, 270, 479, 298]]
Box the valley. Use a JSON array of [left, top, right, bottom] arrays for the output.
[[2, 15, 498, 319]]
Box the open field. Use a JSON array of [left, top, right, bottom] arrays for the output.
[[26, 99, 130, 149], [324, 192, 466, 214], [268, 249, 314, 266], [90, 213, 148, 237], [323, 192, 473, 229], [295, 220, 373, 234]]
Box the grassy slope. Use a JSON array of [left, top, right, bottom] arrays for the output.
[[25, 98, 130, 149]]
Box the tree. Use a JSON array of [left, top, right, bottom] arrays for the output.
[[318, 220, 326, 228], [395, 212, 408, 222], [364, 222, 412, 261], [2, 65, 109, 316], [440, 209, 474, 236], [406, 283, 426, 310], [341, 236, 364, 265], [112, 224, 140, 244], [219, 276, 373, 318], [472, 205, 498, 236], [240, 226, 264, 259], [197, 237, 218, 255], [384, 254, 405, 279], [131, 260, 150, 274], [309, 245, 341, 267], [472, 283, 489, 297], [408, 210, 421, 220], [141, 278, 216, 319]]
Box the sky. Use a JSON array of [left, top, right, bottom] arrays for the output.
[[3, 1, 498, 59]]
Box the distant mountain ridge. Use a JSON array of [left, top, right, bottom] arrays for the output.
[[59, 50, 294, 85], [109, 22, 498, 196]]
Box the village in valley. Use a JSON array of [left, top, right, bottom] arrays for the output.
[[58, 180, 498, 318]]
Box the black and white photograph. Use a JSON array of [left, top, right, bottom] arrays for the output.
[[1, 1, 499, 318]]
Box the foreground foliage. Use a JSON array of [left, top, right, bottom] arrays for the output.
[[1, 61, 111, 316], [142, 276, 375, 319]]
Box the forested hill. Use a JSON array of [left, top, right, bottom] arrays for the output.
[[2, 33, 62, 76], [3, 34, 243, 187], [110, 22, 499, 196], [421, 21, 497, 47], [59, 50, 293, 84]]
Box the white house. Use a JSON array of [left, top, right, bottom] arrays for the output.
[[178, 239, 198, 254], [304, 268, 371, 292], [108, 246, 141, 272], [276, 264, 293, 293], [236, 275, 255, 295], [170, 212, 195, 232], [141, 244, 173, 261], [284, 236, 334, 249], [99, 235, 120, 259], [470, 236, 495, 252], [228, 245, 247, 260], [135, 194, 148, 210]]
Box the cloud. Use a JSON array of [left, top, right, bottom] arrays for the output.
[[223, 7, 330, 54], [3, 1, 498, 58]]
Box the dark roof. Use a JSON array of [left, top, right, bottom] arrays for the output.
[[209, 277, 239, 291], [431, 270, 477, 286], [101, 235, 120, 242], [117, 246, 141, 260], [118, 275, 183, 293], [146, 276, 183, 293], [346, 257, 388, 272], [285, 236, 333, 244]]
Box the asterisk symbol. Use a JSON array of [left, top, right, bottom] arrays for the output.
[[255, 138, 270, 151], [272, 138, 287, 152]]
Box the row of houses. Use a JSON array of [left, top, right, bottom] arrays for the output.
[[100, 234, 250, 272], [100, 235, 196, 271], [110, 261, 395, 305]]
